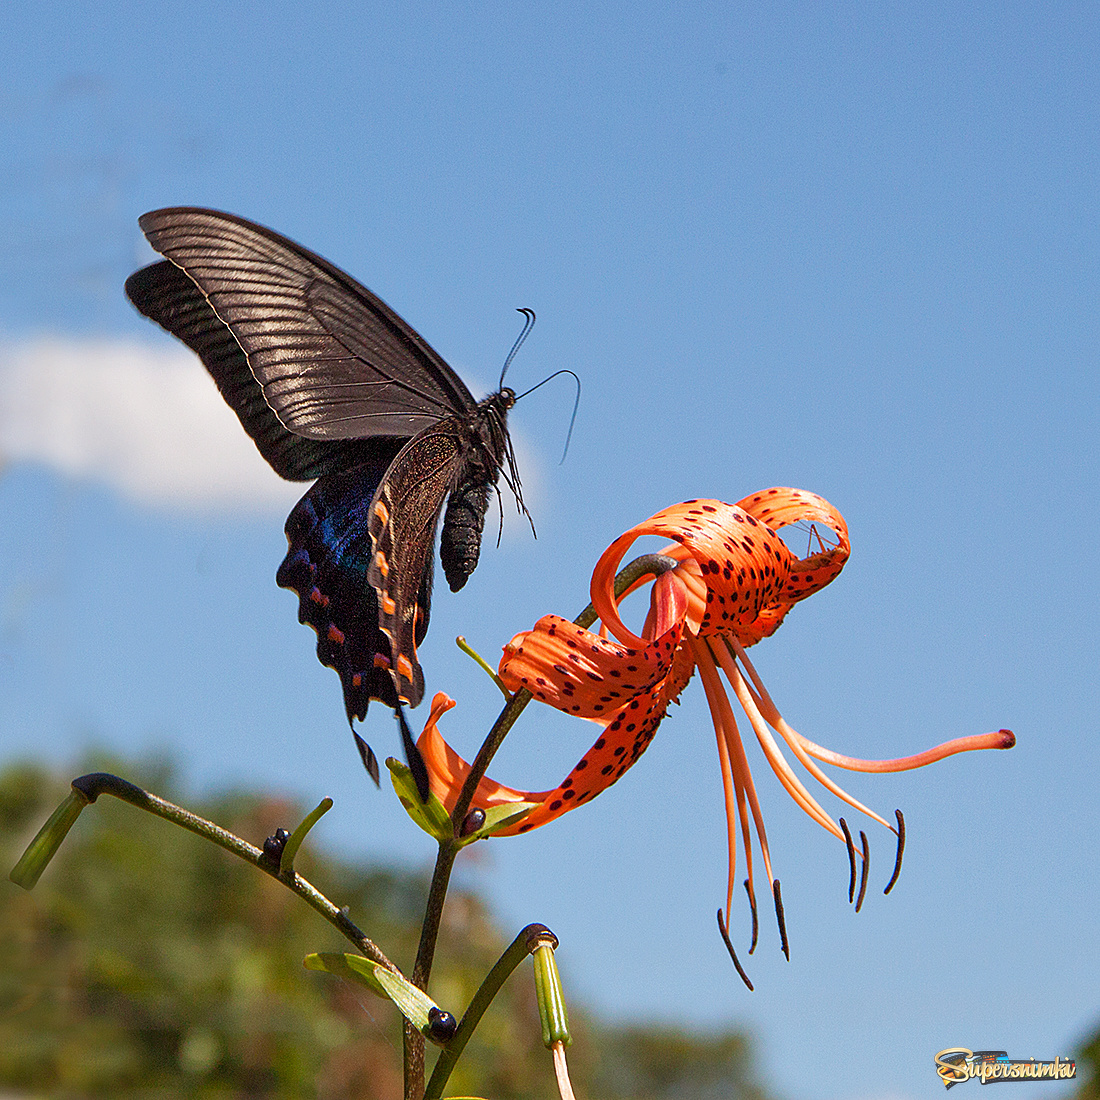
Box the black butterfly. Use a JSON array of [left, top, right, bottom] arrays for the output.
[[126, 208, 525, 784]]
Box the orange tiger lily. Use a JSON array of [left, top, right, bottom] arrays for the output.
[[417, 489, 1014, 982]]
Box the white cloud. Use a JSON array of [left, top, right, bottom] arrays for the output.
[[0, 337, 545, 530], [0, 338, 301, 514]]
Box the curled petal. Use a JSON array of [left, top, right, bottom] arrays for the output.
[[413, 681, 689, 838], [736, 487, 851, 605], [497, 656, 692, 836], [590, 500, 795, 648]]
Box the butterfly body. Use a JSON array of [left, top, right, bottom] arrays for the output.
[[126, 207, 522, 728]]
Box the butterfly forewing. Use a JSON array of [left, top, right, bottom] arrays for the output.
[[126, 260, 366, 481], [135, 208, 476, 440]]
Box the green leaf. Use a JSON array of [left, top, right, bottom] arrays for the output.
[[371, 964, 438, 1032], [458, 801, 540, 845], [279, 797, 333, 870], [303, 952, 387, 998], [304, 953, 449, 1039], [387, 758, 453, 840], [9, 789, 89, 890]]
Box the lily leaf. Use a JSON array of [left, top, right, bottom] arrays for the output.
[[9, 790, 88, 890], [304, 952, 452, 1041], [387, 758, 453, 841], [459, 801, 540, 845], [303, 952, 387, 998]]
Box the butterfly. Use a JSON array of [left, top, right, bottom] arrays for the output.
[[126, 208, 526, 786]]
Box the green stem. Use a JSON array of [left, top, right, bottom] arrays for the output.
[[424, 924, 556, 1100], [68, 773, 396, 971], [405, 836, 458, 1100], [403, 552, 678, 1098]]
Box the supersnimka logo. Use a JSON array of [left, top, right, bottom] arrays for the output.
[[934, 1049, 1076, 1088]]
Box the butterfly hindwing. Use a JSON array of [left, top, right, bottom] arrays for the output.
[[367, 425, 466, 707], [367, 389, 517, 705], [276, 442, 434, 721]]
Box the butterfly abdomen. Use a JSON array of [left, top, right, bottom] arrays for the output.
[[440, 478, 493, 592], [439, 388, 517, 592]]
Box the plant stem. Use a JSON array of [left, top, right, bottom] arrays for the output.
[[402, 552, 678, 1098], [68, 773, 397, 971], [424, 924, 555, 1100]]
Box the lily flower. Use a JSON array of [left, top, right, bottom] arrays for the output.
[[417, 489, 1014, 983]]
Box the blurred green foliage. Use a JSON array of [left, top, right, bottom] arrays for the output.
[[1076, 1032, 1100, 1100], [1, 756, 771, 1100]]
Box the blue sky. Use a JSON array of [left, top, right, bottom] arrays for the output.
[[1, 3, 1098, 1099]]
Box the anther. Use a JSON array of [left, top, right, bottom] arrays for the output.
[[744, 879, 759, 954], [840, 817, 856, 904], [855, 831, 870, 913], [773, 880, 789, 961], [884, 809, 905, 895], [717, 909, 754, 991]]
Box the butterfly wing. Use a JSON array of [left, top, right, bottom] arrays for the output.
[[126, 260, 373, 481], [366, 422, 469, 707], [127, 209, 517, 729], [368, 390, 516, 707], [132, 207, 477, 441], [275, 441, 432, 720]]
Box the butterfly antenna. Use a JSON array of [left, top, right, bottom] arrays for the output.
[[499, 308, 536, 388], [515, 368, 581, 464]]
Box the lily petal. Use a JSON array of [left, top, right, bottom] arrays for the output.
[[499, 610, 685, 720], [590, 500, 795, 649], [416, 693, 554, 814]]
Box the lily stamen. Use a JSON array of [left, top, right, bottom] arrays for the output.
[[691, 636, 775, 925], [743, 880, 759, 953], [840, 818, 858, 903], [711, 638, 853, 841], [856, 831, 871, 913], [721, 638, 895, 833], [885, 810, 906, 895]]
